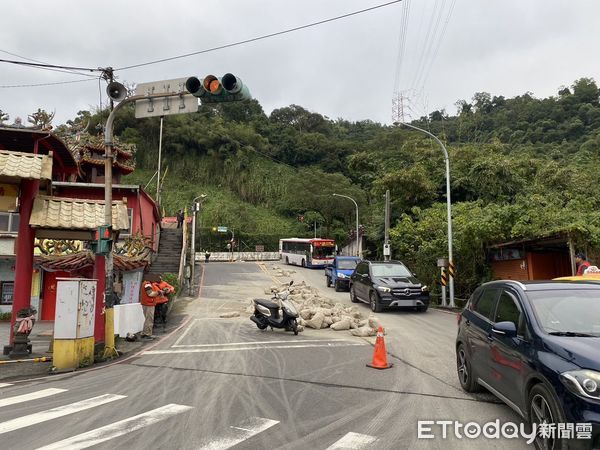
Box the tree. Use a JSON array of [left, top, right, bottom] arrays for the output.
[[27, 108, 55, 128]]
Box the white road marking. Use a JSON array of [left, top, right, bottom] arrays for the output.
[[199, 416, 279, 449], [326, 432, 379, 449], [0, 383, 13, 388], [145, 342, 366, 355], [0, 388, 67, 408], [172, 318, 199, 347], [35, 403, 193, 450], [0, 394, 126, 435], [173, 339, 358, 348]]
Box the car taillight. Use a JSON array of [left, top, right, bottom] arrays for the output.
[[456, 313, 462, 326]]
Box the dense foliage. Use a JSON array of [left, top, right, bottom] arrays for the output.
[[55, 77, 600, 299]]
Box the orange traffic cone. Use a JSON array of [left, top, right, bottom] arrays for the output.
[[366, 326, 393, 370]]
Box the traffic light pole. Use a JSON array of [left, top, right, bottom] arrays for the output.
[[103, 90, 189, 358]]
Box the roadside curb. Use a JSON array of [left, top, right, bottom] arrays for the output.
[[431, 307, 461, 315], [1, 314, 192, 385]]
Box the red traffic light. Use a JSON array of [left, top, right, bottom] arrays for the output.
[[202, 75, 221, 94]]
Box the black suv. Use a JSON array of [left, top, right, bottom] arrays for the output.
[[349, 260, 430, 312]]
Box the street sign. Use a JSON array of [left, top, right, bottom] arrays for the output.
[[217, 226, 228, 233], [134, 78, 198, 119]]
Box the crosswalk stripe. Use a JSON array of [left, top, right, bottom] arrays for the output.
[[326, 432, 379, 449], [145, 342, 365, 355], [199, 416, 279, 449], [35, 404, 193, 450], [0, 394, 126, 435], [0, 388, 67, 408], [0, 383, 13, 388]]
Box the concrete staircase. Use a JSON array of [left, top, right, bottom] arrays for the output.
[[148, 228, 183, 276]]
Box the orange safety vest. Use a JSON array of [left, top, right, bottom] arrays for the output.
[[153, 280, 175, 304], [140, 281, 158, 306]]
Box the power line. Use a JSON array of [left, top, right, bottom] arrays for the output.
[[0, 57, 100, 73], [0, 49, 98, 78], [0, 78, 97, 88], [116, 0, 403, 71]]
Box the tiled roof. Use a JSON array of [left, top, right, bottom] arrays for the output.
[[29, 196, 129, 231], [0, 150, 52, 181]]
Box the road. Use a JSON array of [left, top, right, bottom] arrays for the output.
[[0, 262, 528, 449]]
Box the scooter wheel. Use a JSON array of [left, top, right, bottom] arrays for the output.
[[291, 319, 299, 335]]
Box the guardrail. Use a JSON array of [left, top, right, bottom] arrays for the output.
[[194, 252, 280, 262]]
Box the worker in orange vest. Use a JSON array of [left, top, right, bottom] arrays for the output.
[[140, 275, 161, 340], [153, 275, 175, 330]]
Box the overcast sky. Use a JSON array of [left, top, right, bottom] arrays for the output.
[[2, 0, 600, 127]]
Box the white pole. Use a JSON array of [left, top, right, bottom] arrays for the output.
[[156, 116, 163, 206], [399, 122, 455, 308], [190, 205, 196, 295]]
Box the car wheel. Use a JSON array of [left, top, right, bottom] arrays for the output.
[[370, 291, 382, 313], [417, 305, 428, 313], [456, 343, 481, 393], [350, 285, 359, 303], [285, 256, 289, 265], [334, 281, 341, 292], [326, 276, 331, 288], [301, 259, 306, 267], [529, 384, 567, 450]]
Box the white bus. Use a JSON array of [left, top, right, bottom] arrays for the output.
[[279, 238, 336, 268]]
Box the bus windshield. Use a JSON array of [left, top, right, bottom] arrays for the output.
[[313, 245, 335, 260]]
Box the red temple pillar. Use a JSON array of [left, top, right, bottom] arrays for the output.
[[94, 255, 106, 345], [9, 179, 39, 345]]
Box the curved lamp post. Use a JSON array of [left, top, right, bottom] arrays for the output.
[[332, 193, 360, 257], [397, 122, 455, 308]]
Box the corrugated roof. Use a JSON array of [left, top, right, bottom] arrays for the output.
[[29, 196, 129, 231], [0, 150, 52, 181]]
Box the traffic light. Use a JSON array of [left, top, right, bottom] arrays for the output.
[[91, 225, 113, 255], [185, 73, 251, 103]]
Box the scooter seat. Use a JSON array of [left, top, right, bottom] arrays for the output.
[[254, 298, 279, 309]]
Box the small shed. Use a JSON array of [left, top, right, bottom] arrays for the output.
[[487, 233, 582, 281]]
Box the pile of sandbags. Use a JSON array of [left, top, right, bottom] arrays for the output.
[[250, 281, 384, 336], [270, 265, 296, 278]]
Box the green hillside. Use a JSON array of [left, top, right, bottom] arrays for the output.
[[59, 77, 600, 299]]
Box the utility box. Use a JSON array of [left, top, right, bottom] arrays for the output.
[[53, 278, 97, 370]]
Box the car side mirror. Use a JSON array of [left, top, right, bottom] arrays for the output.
[[361, 273, 369, 278], [492, 321, 517, 338]]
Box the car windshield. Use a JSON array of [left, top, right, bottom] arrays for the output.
[[338, 260, 358, 270], [371, 264, 412, 277], [527, 289, 600, 336]]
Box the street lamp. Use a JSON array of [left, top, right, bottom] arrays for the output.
[[190, 194, 207, 295], [332, 193, 360, 257], [396, 121, 455, 308]]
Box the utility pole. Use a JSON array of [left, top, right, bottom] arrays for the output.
[[190, 194, 207, 295], [156, 116, 164, 207], [384, 189, 391, 261]]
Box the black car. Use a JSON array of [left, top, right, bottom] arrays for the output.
[[456, 280, 600, 450], [348, 260, 430, 312]]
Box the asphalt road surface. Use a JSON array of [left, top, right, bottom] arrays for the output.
[[0, 261, 529, 449]]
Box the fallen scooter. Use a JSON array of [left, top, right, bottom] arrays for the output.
[[250, 280, 299, 335]]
